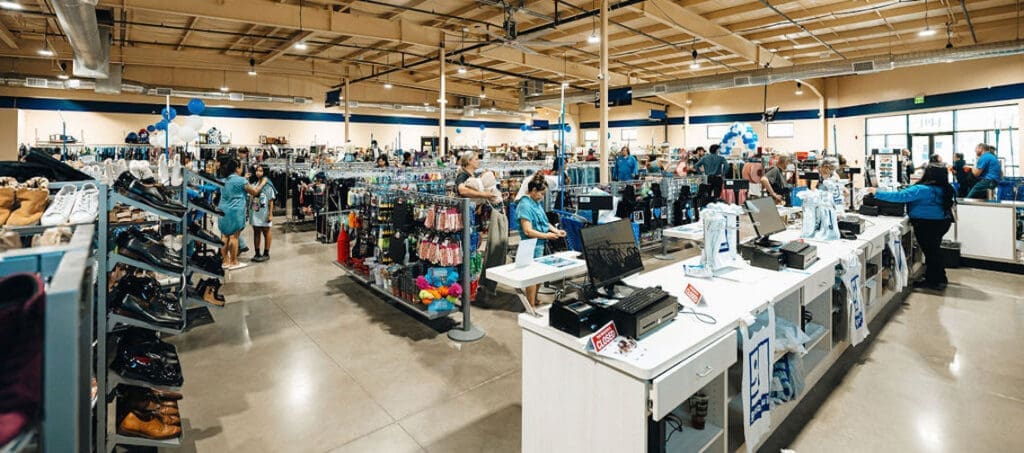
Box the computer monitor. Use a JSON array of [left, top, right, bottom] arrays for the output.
[[581, 220, 644, 295], [746, 196, 787, 247]]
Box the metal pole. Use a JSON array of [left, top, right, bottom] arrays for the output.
[[344, 78, 350, 146], [598, 0, 609, 184], [439, 46, 447, 160], [448, 198, 485, 342]]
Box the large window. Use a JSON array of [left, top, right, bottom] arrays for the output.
[[865, 105, 1019, 175]]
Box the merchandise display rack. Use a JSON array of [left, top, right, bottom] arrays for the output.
[[95, 167, 224, 452], [333, 188, 483, 341], [0, 222, 96, 452]]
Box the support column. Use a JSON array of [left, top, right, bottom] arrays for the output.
[[439, 46, 447, 158], [0, 109, 20, 161], [598, 0, 609, 184], [343, 78, 350, 145]]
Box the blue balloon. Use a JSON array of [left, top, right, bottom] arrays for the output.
[[563, 124, 572, 133], [146, 125, 155, 132], [161, 107, 177, 121], [155, 120, 168, 131], [187, 98, 206, 115], [520, 125, 529, 131], [479, 124, 486, 131], [455, 128, 462, 134]]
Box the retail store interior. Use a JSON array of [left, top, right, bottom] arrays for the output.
[[0, 0, 1023, 452]]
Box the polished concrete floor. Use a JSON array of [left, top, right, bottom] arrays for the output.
[[166, 228, 1024, 452]]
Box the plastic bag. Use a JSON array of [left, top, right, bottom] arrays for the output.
[[740, 307, 775, 453], [770, 353, 805, 405], [774, 317, 812, 357]]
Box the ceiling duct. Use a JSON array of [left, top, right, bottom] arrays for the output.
[[50, 0, 109, 78], [523, 40, 1024, 107], [95, 63, 122, 94]]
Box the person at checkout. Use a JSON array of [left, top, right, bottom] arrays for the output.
[[516, 172, 567, 308]]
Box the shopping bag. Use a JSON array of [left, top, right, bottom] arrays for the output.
[[840, 252, 869, 346], [888, 227, 909, 291], [740, 306, 775, 452]]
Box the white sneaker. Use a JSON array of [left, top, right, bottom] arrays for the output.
[[116, 159, 129, 178], [169, 157, 182, 187], [41, 185, 77, 225], [129, 160, 155, 181], [68, 183, 99, 223], [103, 159, 116, 183], [158, 154, 169, 185]]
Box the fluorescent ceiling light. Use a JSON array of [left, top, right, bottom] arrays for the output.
[[918, 28, 936, 37], [0, 2, 23, 11]]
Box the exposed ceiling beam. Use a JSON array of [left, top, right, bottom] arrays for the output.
[[224, 24, 259, 54], [628, 0, 792, 68], [0, 22, 18, 49], [705, 0, 801, 22], [175, 17, 199, 51], [260, 30, 313, 65], [97, 0, 444, 48]]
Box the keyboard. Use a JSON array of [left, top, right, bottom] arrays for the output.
[[614, 287, 670, 314]]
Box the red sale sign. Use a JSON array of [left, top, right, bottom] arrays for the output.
[[684, 283, 703, 305], [589, 322, 619, 353]]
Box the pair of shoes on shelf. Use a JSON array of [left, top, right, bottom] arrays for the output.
[[114, 172, 186, 217], [116, 229, 184, 274], [40, 182, 99, 225], [188, 222, 223, 246], [117, 385, 182, 440], [188, 278, 225, 306], [111, 274, 184, 329], [0, 177, 50, 227], [30, 226, 73, 247], [187, 195, 224, 216], [190, 250, 224, 277], [111, 338, 183, 387]]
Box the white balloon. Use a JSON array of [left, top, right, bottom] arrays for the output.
[[150, 131, 164, 146], [185, 115, 203, 131], [168, 123, 181, 138], [178, 126, 196, 142]]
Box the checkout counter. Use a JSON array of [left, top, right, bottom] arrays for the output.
[[946, 199, 1024, 265], [513, 214, 916, 453]]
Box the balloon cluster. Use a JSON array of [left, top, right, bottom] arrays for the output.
[[719, 122, 758, 155], [146, 98, 207, 147]]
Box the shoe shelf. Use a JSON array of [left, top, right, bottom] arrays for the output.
[[107, 312, 185, 336], [187, 200, 223, 217], [109, 191, 182, 222], [108, 253, 183, 276], [107, 371, 183, 394], [185, 292, 225, 310], [109, 219, 174, 228], [187, 264, 224, 280], [333, 261, 458, 321], [109, 433, 182, 450], [187, 234, 224, 249], [185, 169, 224, 188], [184, 306, 216, 331]]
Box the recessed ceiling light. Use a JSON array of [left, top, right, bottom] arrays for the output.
[[0, 2, 23, 11], [294, 41, 308, 51]]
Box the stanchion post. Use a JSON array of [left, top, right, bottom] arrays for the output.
[[449, 198, 485, 342]]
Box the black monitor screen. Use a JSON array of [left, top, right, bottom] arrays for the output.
[[581, 220, 644, 289], [745, 196, 786, 239]]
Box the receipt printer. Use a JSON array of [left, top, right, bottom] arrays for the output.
[[750, 247, 786, 271], [781, 241, 818, 270], [838, 215, 866, 235], [550, 300, 609, 338]]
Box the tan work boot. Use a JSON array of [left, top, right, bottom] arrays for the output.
[[7, 177, 50, 226], [0, 177, 17, 224]]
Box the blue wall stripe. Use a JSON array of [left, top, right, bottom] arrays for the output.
[[0, 96, 529, 130], [579, 81, 1024, 129]]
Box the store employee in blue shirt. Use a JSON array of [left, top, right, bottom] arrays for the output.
[[867, 165, 955, 291], [613, 146, 638, 181], [695, 144, 728, 198], [966, 143, 1002, 199], [517, 172, 566, 308]]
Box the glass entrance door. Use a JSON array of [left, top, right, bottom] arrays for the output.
[[911, 134, 954, 167]]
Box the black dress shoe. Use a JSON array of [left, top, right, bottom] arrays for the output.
[[189, 223, 224, 246], [114, 275, 183, 316], [189, 251, 224, 277], [117, 235, 184, 274], [114, 172, 187, 217], [126, 230, 183, 267], [188, 195, 224, 216], [112, 353, 183, 387], [118, 328, 178, 359], [114, 294, 183, 328]]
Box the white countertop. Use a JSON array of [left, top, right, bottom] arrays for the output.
[[518, 214, 909, 381], [486, 251, 587, 289]]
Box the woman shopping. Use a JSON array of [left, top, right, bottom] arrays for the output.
[[867, 164, 955, 291], [455, 151, 507, 300], [516, 172, 567, 308], [218, 158, 267, 270]]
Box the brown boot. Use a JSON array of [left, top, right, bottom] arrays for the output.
[[0, 177, 16, 225], [7, 178, 49, 226], [118, 410, 181, 440]]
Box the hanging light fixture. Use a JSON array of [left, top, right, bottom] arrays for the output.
[[38, 22, 54, 56], [0, 2, 25, 11], [919, 0, 936, 36], [689, 39, 700, 70], [220, 70, 229, 92], [478, 69, 486, 98], [294, 0, 309, 50], [944, 22, 954, 49], [248, 58, 258, 76], [56, 61, 69, 80], [795, 82, 804, 95], [686, 99, 692, 104], [587, 1, 599, 43], [383, 56, 392, 88]]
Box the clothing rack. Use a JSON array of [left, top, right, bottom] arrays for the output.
[[332, 186, 484, 342]]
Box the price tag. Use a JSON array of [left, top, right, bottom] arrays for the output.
[[589, 321, 618, 353], [684, 283, 704, 305]]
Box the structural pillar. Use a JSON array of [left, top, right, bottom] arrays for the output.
[[439, 46, 447, 158], [598, 0, 610, 184], [343, 78, 350, 144], [0, 109, 20, 161]]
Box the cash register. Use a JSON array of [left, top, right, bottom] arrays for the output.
[[550, 220, 679, 339]]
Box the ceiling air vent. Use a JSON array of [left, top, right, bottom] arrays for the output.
[[248, 95, 271, 102], [394, 104, 404, 110], [733, 76, 750, 87], [154, 87, 172, 96], [293, 97, 308, 105], [228, 93, 244, 101], [652, 84, 668, 94], [350, 101, 359, 108], [25, 78, 48, 88], [749, 75, 769, 85], [852, 61, 875, 73]]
